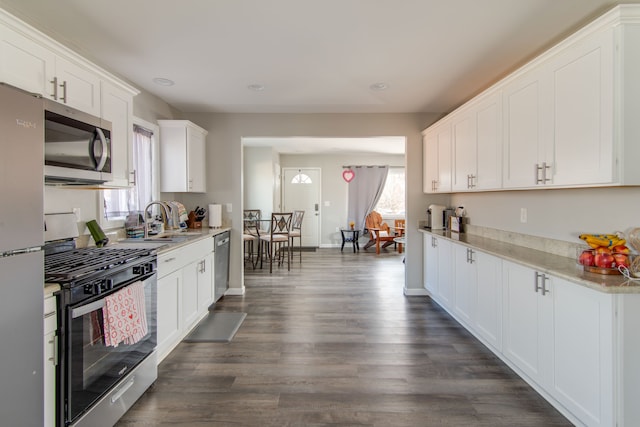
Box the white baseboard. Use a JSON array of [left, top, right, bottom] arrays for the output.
[[404, 286, 429, 296], [224, 286, 246, 296]]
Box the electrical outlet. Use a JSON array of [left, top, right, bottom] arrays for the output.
[[520, 208, 527, 223]]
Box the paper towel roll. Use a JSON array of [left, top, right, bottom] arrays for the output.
[[208, 204, 222, 228]]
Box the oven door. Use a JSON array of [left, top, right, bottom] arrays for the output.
[[64, 273, 156, 424]]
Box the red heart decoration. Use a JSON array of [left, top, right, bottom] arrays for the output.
[[342, 169, 355, 183], [129, 314, 133, 319]]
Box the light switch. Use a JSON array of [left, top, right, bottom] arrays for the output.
[[324, 201, 330, 207], [226, 203, 232, 213]]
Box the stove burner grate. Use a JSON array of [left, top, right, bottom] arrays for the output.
[[44, 247, 154, 280]]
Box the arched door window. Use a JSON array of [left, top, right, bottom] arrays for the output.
[[291, 173, 312, 184]]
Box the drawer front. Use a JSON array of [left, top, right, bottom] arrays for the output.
[[44, 295, 57, 334], [158, 237, 213, 277]]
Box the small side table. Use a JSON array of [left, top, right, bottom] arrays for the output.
[[340, 229, 361, 252]]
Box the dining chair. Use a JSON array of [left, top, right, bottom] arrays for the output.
[[243, 219, 259, 268], [259, 212, 293, 273], [289, 210, 305, 263], [394, 218, 406, 253]]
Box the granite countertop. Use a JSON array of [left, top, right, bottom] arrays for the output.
[[115, 227, 231, 254], [418, 228, 640, 294]]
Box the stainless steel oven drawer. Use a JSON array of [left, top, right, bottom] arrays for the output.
[[70, 351, 157, 427]]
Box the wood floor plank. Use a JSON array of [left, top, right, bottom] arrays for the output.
[[116, 248, 572, 426]]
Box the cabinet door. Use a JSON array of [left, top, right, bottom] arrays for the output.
[[436, 124, 452, 193], [43, 328, 56, 427], [101, 81, 133, 187], [182, 260, 200, 330], [187, 126, 206, 192], [453, 245, 476, 325], [55, 56, 101, 116], [475, 92, 502, 190], [424, 234, 438, 294], [423, 132, 438, 193], [197, 253, 214, 314], [0, 26, 56, 96], [502, 67, 551, 189], [550, 28, 614, 186], [157, 270, 182, 361], [551, 277, 614, 426], [451, 111, 476, 192], [436, 238, 453, 308], [502, 261, 553, 384], [474, 251, 502, 351]]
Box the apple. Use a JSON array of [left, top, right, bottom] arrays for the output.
[[595, 246, 612, 255], [578, 250, 595, 266], [612, 245, 630, 254], [594, 252, 615, 268], [613, 253, 630, 268]]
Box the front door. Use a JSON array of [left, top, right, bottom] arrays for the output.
[[282, 168, 320, 247]]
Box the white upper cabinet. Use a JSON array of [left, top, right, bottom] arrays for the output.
[[158, 120, 208, 193], [502, 65, 551, 189], [422, 120, 451, 193], [549, 27, 614, 186], [0, 15, 101, 115], [452, 91, 502, 191], [101, 81, 134, 187], [422, 6, 640, 192], [0, 23, 55, 95]]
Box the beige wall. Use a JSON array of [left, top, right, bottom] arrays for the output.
[[175, 112, 443, 295]]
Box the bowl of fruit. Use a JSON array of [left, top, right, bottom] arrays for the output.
[[577, 233, 632, 275]]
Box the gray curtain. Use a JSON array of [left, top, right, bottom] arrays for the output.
[[347, 165, 389, 231]]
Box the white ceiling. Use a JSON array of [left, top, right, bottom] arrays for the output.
[[243, 136, 406, 155], [0, 0, 633, 154]]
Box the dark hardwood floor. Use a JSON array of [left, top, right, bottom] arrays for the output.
[[117, 246, 572, 426]]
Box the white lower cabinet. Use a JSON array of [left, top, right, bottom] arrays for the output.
[[156, 237, 215, 363], [550, 276, 613, 427], [422, 233, 627, 426], [43, 295, 57, 427], [502, 260, 554, 386]]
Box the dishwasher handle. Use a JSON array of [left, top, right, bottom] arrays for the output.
[[216, 237, 230, 247]]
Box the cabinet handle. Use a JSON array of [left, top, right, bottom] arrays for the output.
[[50, 77, 58, 100], [542, 162, 551, 183], [48, 334, 58, 366], [467, 248, 475, 264], [59, 80, 67, 103], [535, 163, 543, 184], [541, 274, 550, 295], [469, 174, 476, 188], [130, 170, 137, 186], [432, 237, 437, 248], [534, 272, 543, 293], [163, 257, 176, 263]]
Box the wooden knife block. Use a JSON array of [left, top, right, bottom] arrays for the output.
[[187, 211, 202, 229]]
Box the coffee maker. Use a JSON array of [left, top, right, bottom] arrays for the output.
[[427, 204, 446, 230]]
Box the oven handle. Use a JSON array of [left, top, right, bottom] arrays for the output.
[[71, 299, 105, 319]]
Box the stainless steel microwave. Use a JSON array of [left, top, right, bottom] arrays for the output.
[[44, 100, 112, 184]]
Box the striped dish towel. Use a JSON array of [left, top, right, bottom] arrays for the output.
[[102, 281, 148, 347]]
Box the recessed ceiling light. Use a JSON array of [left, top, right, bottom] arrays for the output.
[[247, 84, 265, 92], [369, 82, 389, 91], [152, 77, 175, 86]]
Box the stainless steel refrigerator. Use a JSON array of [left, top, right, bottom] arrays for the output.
[[0, 84, 45, 425]]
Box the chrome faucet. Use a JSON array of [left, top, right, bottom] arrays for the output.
[[144, 201, 171, 238]]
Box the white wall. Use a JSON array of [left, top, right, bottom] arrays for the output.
[[451, 186, 640, 242], [243, 147, 275, 217], [174, 112, 441, 295], [279, 152, 404, 247]]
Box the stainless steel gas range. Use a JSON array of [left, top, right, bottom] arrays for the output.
[[46, 237, 159, 427]]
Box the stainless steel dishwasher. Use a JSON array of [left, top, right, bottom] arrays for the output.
[[214, 231, 230, 301]]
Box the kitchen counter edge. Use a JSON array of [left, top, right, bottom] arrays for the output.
[[418, 228, 640, 294]]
